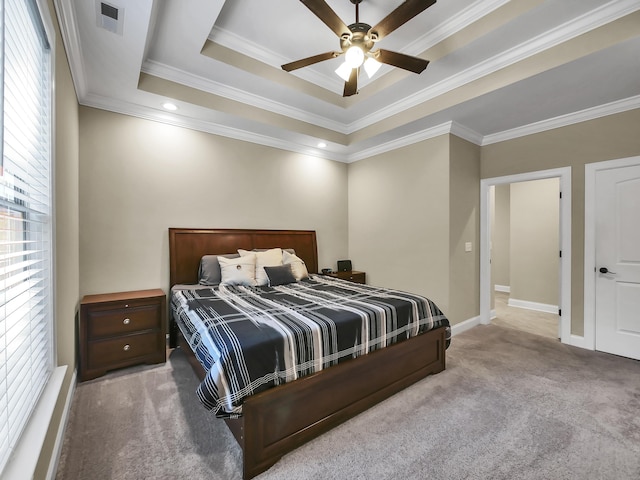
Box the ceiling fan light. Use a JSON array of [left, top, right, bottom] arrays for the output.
[[335, 61, 353, 82], [364, 57, 381, 78], [345, 46, 365, 68]]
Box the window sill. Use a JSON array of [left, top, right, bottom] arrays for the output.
[[2, 365, 67, 480]]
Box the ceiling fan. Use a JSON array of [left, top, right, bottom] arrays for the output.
[[281, 0, 436, 97]]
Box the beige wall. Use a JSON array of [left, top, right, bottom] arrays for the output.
[[34, 0, 80, 478], [492, 184, 510, 289], [448, 136, 480, 324], [509, 178, 559, 306], [347, 134, 480, 325], [481, 108, 640, 335], [348, 136, 451, 313], [78, 108, 349, 296]]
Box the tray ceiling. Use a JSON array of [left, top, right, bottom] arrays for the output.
[[56, 0, 640, 162]]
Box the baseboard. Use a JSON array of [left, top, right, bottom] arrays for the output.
[[451, 315, 481, 336], [490, 309, 496, 320], [507, 298, 559, 314], [494, 284, 510, 293], [45, 369, 77, 480], [563, 334, 592, 350]]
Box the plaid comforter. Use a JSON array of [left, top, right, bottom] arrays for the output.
[[171, 274, 450, 417]]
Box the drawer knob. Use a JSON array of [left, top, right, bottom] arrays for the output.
[[123, 344, 131, 351], [123, 318, 131, 325]]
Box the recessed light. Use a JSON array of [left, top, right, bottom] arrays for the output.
[[317, 142, 327, 148], [162, 102, 178, 111]]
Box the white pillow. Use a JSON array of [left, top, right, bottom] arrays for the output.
[[238, 248, 283, 286], [219, 253, 257, 286], [283, 250, 309, 281]]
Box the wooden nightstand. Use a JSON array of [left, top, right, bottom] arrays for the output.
[[326, 270, 366, 284], [79, 289, 166, 381]]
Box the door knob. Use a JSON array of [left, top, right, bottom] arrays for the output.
[[599, 267, 616, 274]]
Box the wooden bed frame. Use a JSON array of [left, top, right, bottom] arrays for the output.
[[168, 228, 447, 479]]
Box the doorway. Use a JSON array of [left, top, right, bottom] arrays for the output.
[[480, 167, 572, 345], [490, 179, 560, 339]]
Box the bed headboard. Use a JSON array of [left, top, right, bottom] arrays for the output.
[[168, 228, 318, 287]]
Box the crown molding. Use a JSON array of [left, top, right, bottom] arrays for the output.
[[403, 0, 511, 56], [141, 60, 348, 134], [346, 122, 455, 163], [482, 95, 640, 145], [53, 0, 87, 100], [348, 0, 640, 133], [79, 90, 640, 164], [80, 93, 350, 163], [209, 26, 344, 93], [450, 122, 484, 145]]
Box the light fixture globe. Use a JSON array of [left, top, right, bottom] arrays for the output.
[[335, 61, 353, 81], [363, 57, 381, 78], [345, 45, 364, 68]]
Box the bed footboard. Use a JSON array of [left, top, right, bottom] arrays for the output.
[[234, 326, 446, 479]]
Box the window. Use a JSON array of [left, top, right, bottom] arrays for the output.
[[0, 0, 54, 473]]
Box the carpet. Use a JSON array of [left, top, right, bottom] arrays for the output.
[[55, 324, 640, 479]]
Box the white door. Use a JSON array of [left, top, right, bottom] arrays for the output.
[[595, 164, 640, 360]]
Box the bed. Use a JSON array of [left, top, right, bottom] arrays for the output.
[[168, 228, 450, 479]]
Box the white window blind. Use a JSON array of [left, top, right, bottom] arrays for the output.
[[0, 0, 54, 474]]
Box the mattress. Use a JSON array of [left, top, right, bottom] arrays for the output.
[[171, 274, 450, 417]]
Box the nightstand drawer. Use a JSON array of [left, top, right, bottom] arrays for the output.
[[328, 271, 366, 284], [343, 272, 365, 283], [87, 304, 161, 339], [87, 331, 163, 371]]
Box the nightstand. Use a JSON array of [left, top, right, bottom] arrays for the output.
[[327, 270, 366, 284], [79, 289, 166, 381]]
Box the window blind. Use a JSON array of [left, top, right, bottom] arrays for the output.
[[0, 0, 53, 473]]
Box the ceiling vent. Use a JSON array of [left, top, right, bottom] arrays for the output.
[[96, 1, 124, 35]]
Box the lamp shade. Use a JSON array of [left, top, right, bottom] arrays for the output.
[[335, 61, 353, 82], [364, 57, 381, 78]]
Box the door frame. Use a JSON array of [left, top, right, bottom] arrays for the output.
[[584, 155, 640, 351], [480, 167, 572, 344]]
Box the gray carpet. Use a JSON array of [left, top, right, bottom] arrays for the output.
[[56, 325, 640, 480]]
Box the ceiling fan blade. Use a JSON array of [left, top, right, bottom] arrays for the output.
[[282, 51, 341, 72], [370, 0, 436, 41], [300, 0, 350, 38], [376, 49, 429, 74], [343, 68, 358, 97]]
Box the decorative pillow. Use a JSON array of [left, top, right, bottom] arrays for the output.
[[253, 248, 295, 255], [264, 264, 297, 287], [282, 250, 309, 281], [218, 253, 257, 286], [238, 247, 283, 286], [198, 254, 240, 286]]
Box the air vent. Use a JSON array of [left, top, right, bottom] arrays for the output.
[[96, 1, 124, 35]]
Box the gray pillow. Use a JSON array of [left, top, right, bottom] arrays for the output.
[[198, 254, 240, 286], [264, 264, 297, 287]]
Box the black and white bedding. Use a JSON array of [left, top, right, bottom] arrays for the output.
[[171, 274, 450, 417]]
